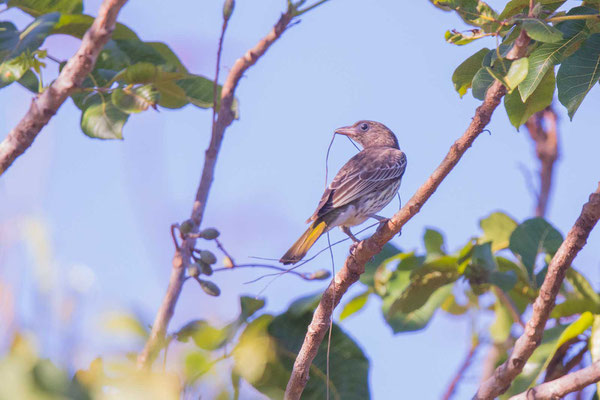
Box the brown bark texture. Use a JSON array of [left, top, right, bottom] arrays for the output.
[[0, 0, 129, 176], [475, 183, 600, 399], [283, 30, 532, 400]]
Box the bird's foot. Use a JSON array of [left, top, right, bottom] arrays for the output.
[[349, 241, 360, 256]]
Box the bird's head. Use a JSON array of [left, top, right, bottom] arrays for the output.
[[334, 120, 399, 149]]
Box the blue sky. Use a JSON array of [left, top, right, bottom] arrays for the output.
[[1, 0, 600, 398]]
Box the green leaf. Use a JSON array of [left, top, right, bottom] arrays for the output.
[[154, 80, 188, 109], [17, 69, 39, 92], [504, 57, 529, 89], [80, 93, 129, 139], [240, 296, 266, 320], [103, 312, 148, 339], [340, 291, 370, 321], [472, 67, 495, 100], [489, 270, 518, 292], [505, 68, 555, 128], [557, 33, 600, 119], [0, 56, 30, 88], [551, 298, 600, 318], [383, 284, 452, 333], [360, 242, 401, 287], [184, 351, 211, 383], [431, 0, 500, 32], [566, 268, 600, 304], [441, 293, 469, 315], [519, 17, 564, 43], [479, 211, 518, 252], [472, 242, 497, 271], [591, 316, 600, 396], [111, 85, 159, 114], [389, 256, 460, 314], [530, 312, 594, 387], [175, 320, 228, 350], [0, 13, 59, 61], [452, 47, 489, 97], [423, 228, 445, 259], [7, 0, 82, 17], [51, 14, 138, 40], [445, 29, 487, 45], [147, 41, 188, 73], [498, 0, 565, 20], [489, 293, 514, 343], [509, 218, 563, 280]]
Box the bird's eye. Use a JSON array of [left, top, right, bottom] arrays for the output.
[[360, 123, 369, 131]]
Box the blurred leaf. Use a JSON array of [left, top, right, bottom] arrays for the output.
[[154, 80, 188, 109], [489, 293, 514, 343], [240, 296, 266, 320], [360, 242, 401, 287], [390, 256, 460, 314], [551, 298, 600, 318], [557, 33, 600, 119], [80, 93, 129, 139], [566, 268, 600, 304], [103, 312, 148, 339], [489, 270, 518, 292], [175, 320, 228, 350], [509, 218, 563, 280], [51, 14, 137, 39], [111, 85, 159, 114], [287, 292, 322, 316], [479, 211, 518, 252], [340, 291, 370, 320], [383, 284, 452, 333], [452, 47, 489, 97], [441, 293, 469, 315], [591, 316, 600, 396], [505, 68, 555, 128], [0, 13, 59, 61], [472, 242, 497, 271], [184, 351, 211, 383], [423, 228, 445, 260], [8, 0, 82, 16], [519, 17, 564, 43]]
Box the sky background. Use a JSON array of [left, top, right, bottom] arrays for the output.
[[1, 0, 600, 398]]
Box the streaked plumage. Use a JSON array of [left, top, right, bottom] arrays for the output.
[[280, 120, 407, 265]]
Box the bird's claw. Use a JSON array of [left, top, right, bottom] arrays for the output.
[[349, 241, 360, 256]]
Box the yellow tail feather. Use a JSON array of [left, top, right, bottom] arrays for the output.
[[280, 221, 327, 265]]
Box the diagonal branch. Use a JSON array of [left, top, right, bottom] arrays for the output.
[[442, 338, 479, 400], [136, 2, 328, 368], [510, 361, 600, 400], [475, 183, 600, 399], [284, 30, 532, 400], [0, 0, 129, 176]]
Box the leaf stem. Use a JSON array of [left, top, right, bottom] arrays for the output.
[[547, 14, 600, 23]]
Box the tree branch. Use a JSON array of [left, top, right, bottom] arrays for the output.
[[524, 106, 559, 218], [136, 4, 304, 369], [442, 338, 479, 400], [475, 183, 600, 399], [509, 361, 600, 400], [0, 0, 129, 176], [284, 30, 532, 400]]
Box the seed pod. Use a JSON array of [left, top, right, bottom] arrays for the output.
[[311, 269, 331, 280], [223, 0, 235, 21], [200, 250, 217, 265], [200, 261, 213, 276], [180, 219, 194, 235], [198, 279, 221, 296], [198, 228, 220, 240], [187, 263, 200, 277], [223, 256, 234, 269]]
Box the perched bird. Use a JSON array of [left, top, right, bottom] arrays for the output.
[[280, 120, 407, 265]]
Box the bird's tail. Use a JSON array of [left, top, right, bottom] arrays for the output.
[[280, 220, 328, 265]]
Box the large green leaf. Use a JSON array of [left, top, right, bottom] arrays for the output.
[[51, 14, 138, 40], [0, 13, 59, 61], [80, 93, 129, 139], [389, 256, 460, 314], [509, 218, 563, 280], [505, 68, 555, 128], [382, 284, 452, 333], [452, 47, 489, 97], [518, 30, 587, 101], [519, 17, 564, 43], [423, 228, 445, 260], [479, 211, 518, 252], [557, 33, 600, 119], [339, 291, 370, 321], [7, 0, 82, 16]]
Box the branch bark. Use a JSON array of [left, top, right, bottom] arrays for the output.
[[510, 362, 600, 400], [524, 106, 559, 218], [136, 7, 297, 368], [0, 0, 129, 176], [475, 183, 600, 399], [284, 30, 531, 400], [442, 339, 479, 400]]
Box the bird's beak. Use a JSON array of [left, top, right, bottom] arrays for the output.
[[334, 126, 354, 136]]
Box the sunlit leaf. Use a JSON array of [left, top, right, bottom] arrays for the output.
[[340, 291, 370, 320], [7, 0, 82, 16], [452, 47, 489, 97], [519, 17, 564, 43], [505, 68, 555, 128], [80, 93, 129, 139], [479, 211, 518, 252]]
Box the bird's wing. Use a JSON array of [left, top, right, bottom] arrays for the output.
[[308, 149, 406, 221]]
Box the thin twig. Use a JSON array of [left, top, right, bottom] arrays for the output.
[[442, 338, 479, 400], [212, 263, 318, 281], [284, 29, 533, 400], [494, 286, 525, 328], [510, 361, 600, 400], [136, 3, 317, 368], [475, 184, 600, 399], [0, 0, 129, 175]]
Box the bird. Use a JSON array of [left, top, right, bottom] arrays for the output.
[[280, 120, 407, 265]]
